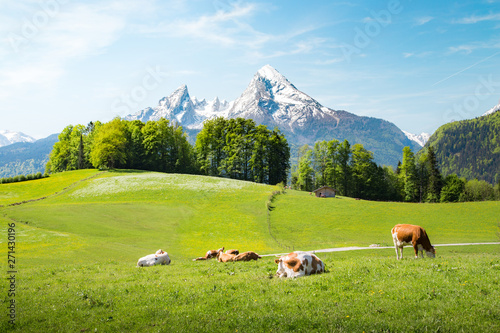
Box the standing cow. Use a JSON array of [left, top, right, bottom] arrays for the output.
[[391, 224, 436, 260], [274, 251, 325, 278]]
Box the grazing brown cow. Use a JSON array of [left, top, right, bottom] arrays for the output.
[[217, 252, 236, 262], [391, 224, 436, 260], [193, 247, 224, 261], [233, 251, 261, 261], [225, 249, 239, 255]]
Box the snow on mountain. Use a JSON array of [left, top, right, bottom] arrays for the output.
[[125, 84, 231, 128], [125, 64, 339, 132], [227, 64, 339, 131], [402, 130, 430, 147], [483, 103, 500, 116], [0, 130, 35, 147]]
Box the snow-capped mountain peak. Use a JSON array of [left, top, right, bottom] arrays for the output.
[[403, 130, 430, 147], [125, 84, 231, 127], [256, 65, 291, 85], [125, 64, 338, 133], [226, 65, 335, 129], [0, 130, 36, 147]]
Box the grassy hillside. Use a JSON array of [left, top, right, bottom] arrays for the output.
[[1, 170, 499, 332]]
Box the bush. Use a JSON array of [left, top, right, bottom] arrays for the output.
[[0, 172, 49, 185], [461, 179, 495, 201]]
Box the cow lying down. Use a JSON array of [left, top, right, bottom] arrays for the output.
[[137, 249, 171, 267], [217, 251, 261, 262], [275, 251, 325, 278], [193, 247, 224, 261]]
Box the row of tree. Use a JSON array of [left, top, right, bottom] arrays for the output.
[[46, 117, 290, 185], [291, 140, 499, 202], [195, 117, 289, 184]]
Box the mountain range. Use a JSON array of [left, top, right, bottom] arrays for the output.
[[0, 130, 35, 147], [126, 65, 421, 166], [0, 134, 59, 178]]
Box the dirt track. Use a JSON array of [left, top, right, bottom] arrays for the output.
[[261, 242, 500, 257]]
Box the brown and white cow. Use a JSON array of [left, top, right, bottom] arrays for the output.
[[217, 252, 236, 262], [233, 251, 261, 261], [391, 224, 436, 260], [193, 247, 224, 261], [274, 251, 325, 278], [137, 249, 171, 267]]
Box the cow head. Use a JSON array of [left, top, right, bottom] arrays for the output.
[[426, 246, 436, 258], [274, 257, 287, 277]]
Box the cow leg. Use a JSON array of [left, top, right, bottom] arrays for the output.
[[394, 241, 401, 260], [417, 244, 425, 258], [413, 243, 419, 259], [395, 246, 404, 260]]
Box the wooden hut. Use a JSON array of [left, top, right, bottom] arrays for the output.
[[313, 186, 337, 198]]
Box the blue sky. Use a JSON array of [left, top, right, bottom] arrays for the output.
[[1, 0, 500, 139]]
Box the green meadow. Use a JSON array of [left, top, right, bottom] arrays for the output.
[[1, 170, 499, 332]]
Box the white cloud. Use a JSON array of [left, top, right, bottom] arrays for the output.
[[449, 40, 500, 54], [0, 0, 148, 101], [137, 2, 269, 48], [454, 13, 500, 24], [415, 16, 433, 26], [403, 51, 433, 58]]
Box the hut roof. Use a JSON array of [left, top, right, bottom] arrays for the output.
[[313, 186, 337, 193]]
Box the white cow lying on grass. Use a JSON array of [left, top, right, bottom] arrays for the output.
[[137, 249, 171, 267], [275, 251, 325, 278]]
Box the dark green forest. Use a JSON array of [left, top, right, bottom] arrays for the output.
[[420, 111, 500, 184]]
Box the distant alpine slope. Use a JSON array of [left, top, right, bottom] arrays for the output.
[[0, 134, 58, 178], [126, 65, 421, 166], [0, 130, 35, 147]]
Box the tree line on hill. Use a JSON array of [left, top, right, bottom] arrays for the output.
[[422, 111, 500, 184], [291, 140, 500, 202], [42, 116, 498, 202], [45, 117, 290, 185]]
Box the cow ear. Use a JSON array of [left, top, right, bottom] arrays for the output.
[[274, 258, 280, 264]]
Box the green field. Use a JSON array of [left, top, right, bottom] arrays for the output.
[[1, 170, 499, 332]]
